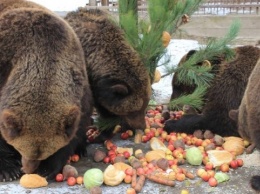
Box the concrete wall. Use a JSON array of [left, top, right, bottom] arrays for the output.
[[179, 15, 260, 45]]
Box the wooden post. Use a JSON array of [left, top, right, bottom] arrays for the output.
[[101, 0, 109, 6], [89, 0, 97, 6]]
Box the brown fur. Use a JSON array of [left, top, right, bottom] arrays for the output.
[[65, 8, 151, 130], [165, 46, 260, 137], [0, 0, 92, 180], [229, 58, 260, 191]]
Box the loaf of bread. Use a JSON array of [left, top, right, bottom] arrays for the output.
[[207, 150, 233, 167], [20, 174, 48, 188]]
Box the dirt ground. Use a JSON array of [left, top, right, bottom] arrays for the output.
[[0, 133, 260, 194]]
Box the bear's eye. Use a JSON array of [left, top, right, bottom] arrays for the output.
[[64, 122, 76, 139]]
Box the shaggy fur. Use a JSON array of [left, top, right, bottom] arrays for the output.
[[0, 0, 93, 181], [65, 9, 151, 137], [229, 58, 260, 191], [165, 46, 260, 137]]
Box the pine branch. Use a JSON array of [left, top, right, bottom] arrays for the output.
[[163, 20, 240, 85], [94, 116, 121, 132], [119, 0, 139, 46], [169, 86, 207, 110]]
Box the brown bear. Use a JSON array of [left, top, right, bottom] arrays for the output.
[[65, 8, 151, 140], [229, 58, 260, 191], [0, 0, 93, 181], [164, 45, 260, 137]]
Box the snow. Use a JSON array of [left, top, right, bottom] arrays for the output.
[[28, 0, 88, 11], [152, 39, 201, 104]]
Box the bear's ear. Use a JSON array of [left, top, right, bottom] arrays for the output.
[[0, 109, 21, 139], [111, 84, 129, 96], [63, 106, 81, 139], [229, 109, 239, 122], [202, 60, 212, 68]]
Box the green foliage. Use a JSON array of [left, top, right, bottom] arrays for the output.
[[168, 85, 207, 110], [118, 0, 204, 82], [168, 20, 240, 110], [94, 116, 121, 132], [118, 0, 138, 46]]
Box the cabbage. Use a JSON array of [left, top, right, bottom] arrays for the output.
[[186, 147, 203, 165], [214, 172, 230, 183], [83, 168, 104, 189]]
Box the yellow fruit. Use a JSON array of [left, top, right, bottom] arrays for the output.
[[181, 189, 189, 194], [162, 31, 171, 47]]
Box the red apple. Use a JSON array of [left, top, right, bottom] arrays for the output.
[[230, 160, 238, 169], [167, 144, 175, 151], [205, 162, 214, 171], [201, 172, 210, 182], [125, 168, 134, 176], [108, 150, 116, 157], [103, 156, 110, 164], [71, 154, 80, 162], [142, 135, 149, 143], [236, 159, 244, 167], [55, 173, 64, 182], [121, 132, 129, 140], [123, 151, 131, 159], [208, 177, 218, 187]]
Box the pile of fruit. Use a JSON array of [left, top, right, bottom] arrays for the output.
[[68, 106, 250, 193], [22, 105, 250, 194]]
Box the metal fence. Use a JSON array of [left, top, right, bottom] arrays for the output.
[[196, 0, 260, 15], [86, 0, 260, 15]]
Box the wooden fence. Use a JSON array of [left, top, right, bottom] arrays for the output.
[[86, 0, 260, 15]]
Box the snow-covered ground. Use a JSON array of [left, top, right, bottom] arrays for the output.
[[152, 39, 201, 104]]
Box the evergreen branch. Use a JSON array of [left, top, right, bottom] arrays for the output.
[[94, 116, 121, 132], [163, 20, 240, 86], [169, 86, 207, 110]]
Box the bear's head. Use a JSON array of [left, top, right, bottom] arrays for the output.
[[65, 8, 152, 130], [95, 78, 151, 130], [0, 105, 80, 173]]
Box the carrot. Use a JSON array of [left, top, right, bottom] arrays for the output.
[[134, 175, 146, 193], [182, 168, 195, 179], [131, 169, 137, 188], [145, 173, 175, 187]]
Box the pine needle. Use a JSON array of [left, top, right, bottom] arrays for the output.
[[94, 116, 121, 132]]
